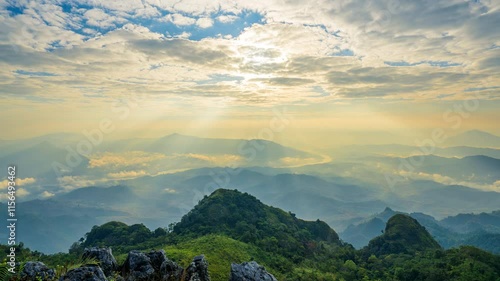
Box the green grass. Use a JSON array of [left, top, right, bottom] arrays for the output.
[[163, 234, 283, 281]]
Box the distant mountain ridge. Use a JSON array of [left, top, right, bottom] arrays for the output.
[[333, 143, 500, 159], [3, 164, 500, 254], [0, 132, 82, 157], [393, 154, 500, 184], [101, 133, 316, 159], [0, 141, 90, 179], [0, 133, 322, 186], [341, 208, 500, 254], [445, 130, 500, 148]]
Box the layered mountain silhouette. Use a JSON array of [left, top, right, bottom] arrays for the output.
[[0, 141, 90, 179], [1, 131, 499, 257], [341, 208, 500, 254], [99, 133, 318, 164], [0, 134, 322, 185], [3, 166, 500, 254]]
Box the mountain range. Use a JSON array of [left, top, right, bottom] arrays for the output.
[[10, 189, 499, 281], [444, 130, 500, 148], [2, 167, 500, 254], [341, 207, 500, 254], [1, 130, 499, 255]]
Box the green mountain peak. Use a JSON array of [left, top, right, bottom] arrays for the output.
[[173, 189, 340, 260], [365, 214, 441, 256]]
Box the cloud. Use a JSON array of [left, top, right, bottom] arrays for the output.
[[18, 177, 36, 185], [163, 13, 196, 26], [86, 151, 245, 180], [164, 188, 177, 194], [0, 177, 36, 188], [89, 151, 167, 168], [272, 156, 324, 167], [160, 0, 229, 15], [40, 190, 55, 198], [178, 153, 244, 165], [176, 31, 191, 39], [0, 0, 499, 117], [0, 5, 84, 51], [0, 188, 28, 200], [251, 77, 315, 86], [325, 66, 476, 98], [84, 8, 125, 29], [16, 188, 30, 197], [129, 37, 238, 66], [196, 17, 214, 28], [57, 176, 108, 191], [398, 171, 500, 192], [133, 5, 161, 18], [217, 15, 238, 23], [107, 170, 147, 179]]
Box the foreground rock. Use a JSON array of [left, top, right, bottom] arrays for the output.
[[230, 261, 277, 281], [20, 261, 56, 281], [161, 258, 184, 281], [21, 250, 202, 281], [82, 247, 118, 277], [146, 250, 183, 281], [122, 251, 155, 281], [121, 250, 185, 281], [185, 255, 210, 281], [146, 250, 168, 272], [59, 265, 107, 281]]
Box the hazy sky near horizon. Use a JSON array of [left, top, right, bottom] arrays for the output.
[[1, 0, 499, 145]]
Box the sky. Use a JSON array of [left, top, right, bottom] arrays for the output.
[[0, 0, 499, 149]]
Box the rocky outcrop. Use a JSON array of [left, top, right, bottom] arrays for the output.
[[22, 249, 203, 281], [145, 250, 183, 281], [20, 261, 56, 281], [59, 265, 107, 281], [146, 250, 168, 272], [161, 258, 184, 281], [185, 255, 210, 281], [122, 251, 155, 281], [82, 247, 118, 277], [230, 261, 277, 281]]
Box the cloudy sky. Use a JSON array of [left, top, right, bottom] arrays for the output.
[[1, 0, 499, 148]]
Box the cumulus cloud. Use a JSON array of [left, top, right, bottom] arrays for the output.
[[134, 5, 161, 18], [163, 13, 196, 26], [196, 17, 214, 28], [0, 187, 30, 200], [217, 15, 238, 23], [84, 8, 125, 29], [40, 190, 55, 198], [57, 176, 108, 191], [0, 177, 36, 188], [0, 0, 499, 114], [176, 31, 191, 39], [16, 188, 30, 197], [18, 177, 36, 185]]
